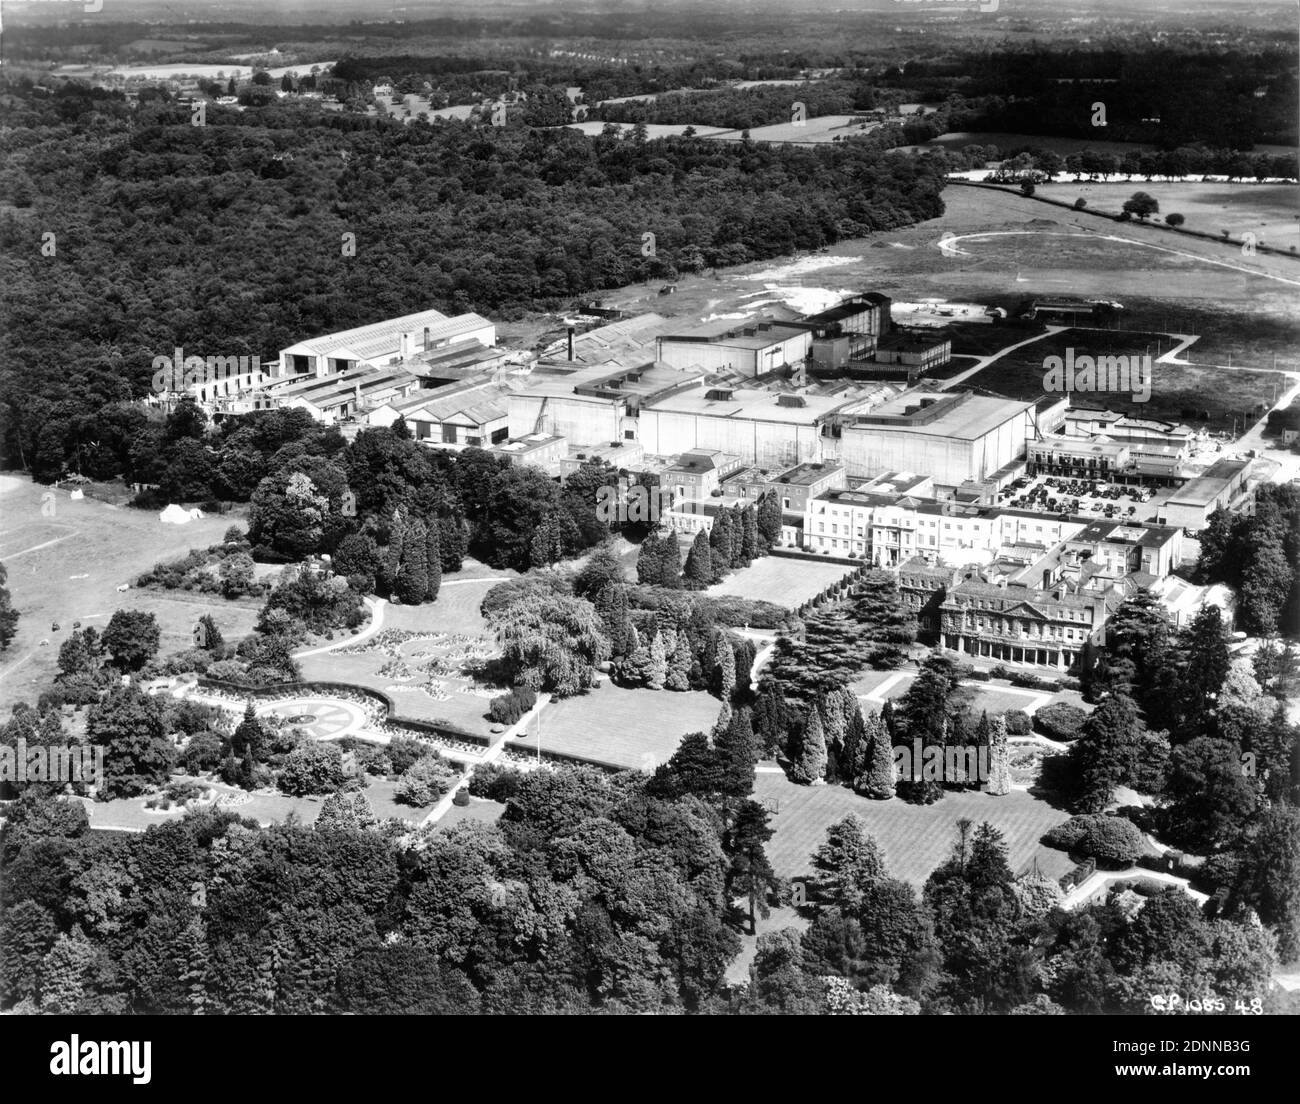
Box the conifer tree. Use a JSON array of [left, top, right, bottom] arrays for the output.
[[351, 791, 376, 828], [985, 714, 1012, 796], [716, 705, 758, 797], [637, 532, 663, 585], [714, 631, 737, 699], [684, 529, 714, 589], [757, 489, 783, 548], [666, 628, 692, 691], [793, 706, 827, 783], [379, 507, 404, 596], [742, 506, 760, 563], [841, 701, 867, 786], [424, 518, 442, 602], [709, 513, 733, 580], [860, 710, 896, 799], [712, 699, 734, 742], [395, 517, 430, 605], [438, 514, 466, 572], [658, 531, 683, 588], [647, 631, 668, 690]]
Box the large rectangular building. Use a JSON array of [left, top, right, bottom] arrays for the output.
[[279, 310, 496, 379], [1159, 458, 1251, 531], [656, 320, 812, 377], [833, 391, 1035, 488]]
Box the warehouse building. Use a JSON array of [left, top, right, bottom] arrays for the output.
[[278, 309, 496, 379], [833, 391, 1035, 488], [656, 319, 812, 377], [1159, 458, 1252, 531]]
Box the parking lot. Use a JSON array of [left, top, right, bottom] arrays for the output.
[[998, 473, 1172, 524]]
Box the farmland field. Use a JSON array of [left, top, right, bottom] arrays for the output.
[[756, 772, 1075, 886], [1041, 181, 1300, 246]]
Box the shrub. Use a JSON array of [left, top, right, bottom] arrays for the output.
[[393, 754, 458, 806], [387, 734, 430, 775], [1045, 814, 1145, 868], [179, 732, 224, 773], [468, 762, 525, 802], [488, 686, 539, 726], [1004, 709, 1032, 735], [278, 742, 348, 796], [1034, 701, 1088, 741], [452, 788, 470, 807]]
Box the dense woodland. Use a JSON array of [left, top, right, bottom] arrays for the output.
[[0, 80, 945, 480]]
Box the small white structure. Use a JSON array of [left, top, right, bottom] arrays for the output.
[[159, 504, 204, 525]]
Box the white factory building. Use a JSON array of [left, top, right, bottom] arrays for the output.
[[832, 391, 1036, 489], [278, 309, 496, 379]]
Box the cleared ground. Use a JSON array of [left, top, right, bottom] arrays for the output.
[[0, 476, 253, 712], [756, 771, 1074, 887]]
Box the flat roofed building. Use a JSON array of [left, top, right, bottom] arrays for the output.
[[489, 433, 568, 477], [1159, 458, 1252, 531], [656, 319, 812, 377], [836, 390, 1034, 488], [1028, 435, 1131, 477], [726, 460, 847, 514], [874, 330, 952, 374]]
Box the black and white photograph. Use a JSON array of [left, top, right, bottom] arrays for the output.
[[0, 0, 1297, 1056]]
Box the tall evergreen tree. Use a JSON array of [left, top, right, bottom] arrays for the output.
[[665, 627, 692, 691], [716, 705, 758, 797], [647, 631, 668, 690], [424, 518, 442, 602], [741, 506, 760, 563], [395, 517, 430, 604], [757, 490, 783, 548], [1178, 604, 1230, 740], [714, 631, 737, 699], [438, 514, 466, 572], [860, 710, 896, 799], [793, 706, 827, 784], [812, 814, 885, 908], [985, 714, 1011, 796], [709, 513, 733, 580], [684, 530, 713, 589]]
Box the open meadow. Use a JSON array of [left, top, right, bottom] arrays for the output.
[[0, 476, 253, 711]]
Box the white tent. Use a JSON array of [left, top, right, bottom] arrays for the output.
[[159, 504, 204, 525]]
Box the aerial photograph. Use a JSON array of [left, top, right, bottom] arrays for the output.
[[0, 0, 1296, 1057]]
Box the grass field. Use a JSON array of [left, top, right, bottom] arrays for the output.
[[0, 476, 253, 712], [85, 776, 425, 833], [706, 555, 855, 609], [756, 772, 1075, 887], [1044, 182, 1300, 247], [957, 325, 1281, 430], [908, 131, 1162, 158], [852, 668, 1089, 719], [514, 681, 722, 770]]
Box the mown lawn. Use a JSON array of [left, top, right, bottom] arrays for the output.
[[512, 681, 723, 770], [756, 772, 1074, 887]]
